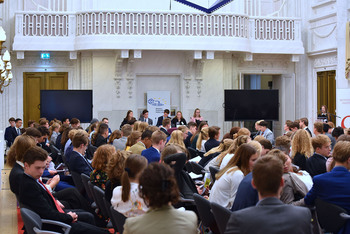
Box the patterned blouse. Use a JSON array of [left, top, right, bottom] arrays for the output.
[[90, 169, 108, 190]]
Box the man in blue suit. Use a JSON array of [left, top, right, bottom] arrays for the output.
[[68, 131, 93, 176], [304, 141, 350, 234], [4, 117, 17, 147], [141, 130, 167, 163]]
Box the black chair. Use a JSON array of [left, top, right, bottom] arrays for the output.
[[197, 150, 205, 158], [189, 161, 206, 175], [71, 171, 85, 195], [209, 166, 219, 183], [92, 185, 110, 219], [188, 147, 198, 159], [211, 202, 232, 234], [193, 194, 219, 234], [315, 198, 350, 233], [49, 144, 62, 164], [81, 173, 94, 201], [20, 208, 71, 234], [109, 206, 126, 234]]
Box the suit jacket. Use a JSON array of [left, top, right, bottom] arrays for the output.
[[19, 173, 73, 224], [225, 197, 312, 234], [141, 147, 160, 163], [304, 166, 350, 234], [160, 126, 170, 137], [68, 150, 93, 176], [305, 127, 312, 137], [113, 136, 127, 151], [9, 162, 24, 196], [306, 153, 327, 177], [156, 116, 170, 127], [260, 128, 274, 145], [139, 116, 153, 125], [4, 126, 17, 147], [129, 141, 146, 155], [204, 138, 220, 152], [231, 172, 258, 211], [124, 205, 197, 234]]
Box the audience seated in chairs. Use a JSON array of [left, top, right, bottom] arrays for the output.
[[111, 154, 148, 217], [124, 131, 142, 151], [18, 146, 109, 234], [105, 150, 129, 203], [123, 163, 198, 234], [225, 155, 312, 234], [129, 130, 152, 155], [90, 144, 116, 190], [91, 123, 109, 148], [209, 144, 258, 209], [68, 131, 93, 176], [305, 141, 350, 234]]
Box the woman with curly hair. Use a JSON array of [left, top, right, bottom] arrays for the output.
[[104, 150, 130, 202], [90, 144, 116, 190], [291, 129, 313, 171], [111, 154, 148, 217], [123, 163, 198, 234]]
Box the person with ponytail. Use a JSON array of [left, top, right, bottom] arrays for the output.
[[111, 154, 148, 217]]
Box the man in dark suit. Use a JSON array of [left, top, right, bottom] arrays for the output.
[[156, 109, 171, 127], [68, 131, 93, 176], [159, 118, 171, 137], [304, 141, 350, 233], [19, 146, 108, 234], [225, 155, 312, 234], [4, 117, 17, 147], [299, 117, 312, 137], [204, 126, 220, 152], [306, 135, 331, 177], [184, 122, 197, 148], [141, 130, 166, 163], [139, 109, 153, 125]]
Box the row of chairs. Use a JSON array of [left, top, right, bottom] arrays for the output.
[[193, 193, 350, 234]]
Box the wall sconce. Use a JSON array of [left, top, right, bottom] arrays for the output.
[[0, 26, 12, 94]]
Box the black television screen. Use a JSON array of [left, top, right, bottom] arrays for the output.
[[40, 90, 93, 123], [224, 89, 279, 121]]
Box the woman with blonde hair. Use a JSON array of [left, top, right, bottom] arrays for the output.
[[90, 144, 116, 190], [291, 129, 313, 171], [196, 127, 209, 151], [111, 154, 148, 217], [203, 139, 234, 170], [209, 144, 258, 208], [138, 122, 149, 133], [167, 130, 186, 148], [49, 122, 60, 145], [105, 150, 130, 202], [125, 131, 142, 151], [233, 127, 251, 139], [133, 121, 141, 131], [219, 135, 251, 169]]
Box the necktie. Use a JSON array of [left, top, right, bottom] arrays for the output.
[[38, 179, 65, 213], [17, 128, 20, 135]]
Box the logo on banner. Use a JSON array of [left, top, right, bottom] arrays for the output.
[[148, 98, 166, 106]]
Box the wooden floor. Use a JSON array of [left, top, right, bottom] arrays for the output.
[[0, 164, 18, 234]]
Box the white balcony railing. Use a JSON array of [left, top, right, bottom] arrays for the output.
[[13, 11, 303, 54]]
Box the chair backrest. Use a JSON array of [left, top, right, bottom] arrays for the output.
[[315, 198, 349, 233], [71, 171, 85, 194], [92, 185, 110, 219], [187, 147, 198, 159], [20, 208, 42, 234], [189, 161, 205, 175], [211, 202, 232, 234], [81, 173, 94, 202], [193, 194, 219, 234], [109, 206, 126, 234], [209, 166, 219, 183]]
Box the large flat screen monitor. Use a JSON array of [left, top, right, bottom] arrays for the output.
[[40, 90, 93, 123], [224, 89, 279, 121]]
